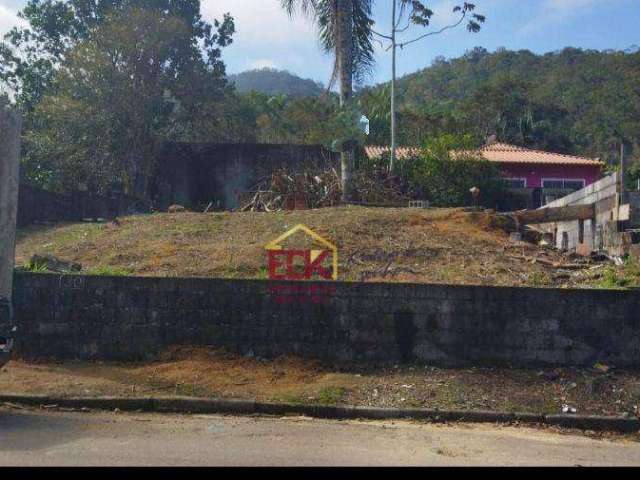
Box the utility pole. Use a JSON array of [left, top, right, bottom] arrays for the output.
[[390, 0, 397, 173], [0, 102, 21, 358], [371, 1, 485, 173], [620, 141, 626, 198]]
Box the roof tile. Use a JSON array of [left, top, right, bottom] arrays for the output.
[[364, 143, 603, 167]]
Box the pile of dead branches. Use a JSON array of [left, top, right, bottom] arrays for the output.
[[237, 168, 342, 212], [352, 166, 408, 206], [237, 163, 410, 212]]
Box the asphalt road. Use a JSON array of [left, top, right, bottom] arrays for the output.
[[1, 408, 639, 466]]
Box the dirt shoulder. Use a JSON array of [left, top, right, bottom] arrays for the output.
[[2, 347, 639, 418]]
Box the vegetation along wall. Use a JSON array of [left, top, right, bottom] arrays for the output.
[[12, 273, 640, 367], [151, 142, 339, 211]]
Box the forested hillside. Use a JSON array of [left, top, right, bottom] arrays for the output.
[[359, 47, 640, 166], [230, 68, 324, 97], [3, 0, 640, 198]]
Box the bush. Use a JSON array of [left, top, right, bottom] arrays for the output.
[[405, 135, 507, 208], [598, 258, 640, 290]]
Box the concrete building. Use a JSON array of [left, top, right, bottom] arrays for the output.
[[537, 172, 640, 257]]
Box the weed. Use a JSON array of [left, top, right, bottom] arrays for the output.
[[597, 258, 640, 290], [22, 259, 50, 273], [276, 393, 306, 404], [86, 266, 134, 277], [406, 398, 424, 408], [527, 271, 550, 287], [317, 386, 347, 405]]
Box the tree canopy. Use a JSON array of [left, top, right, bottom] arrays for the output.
[[3, 2, 640, 199], [1, 0, 237, 196], [360, 46, 640, 167]]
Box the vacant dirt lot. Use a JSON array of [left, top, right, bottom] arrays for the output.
[[14, 207, 620, 287], [2, 348, 640, 418]]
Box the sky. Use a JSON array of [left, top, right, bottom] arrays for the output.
[[1, 0, 639, 87]]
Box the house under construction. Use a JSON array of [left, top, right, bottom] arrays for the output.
[[533, 172, 640, 258]]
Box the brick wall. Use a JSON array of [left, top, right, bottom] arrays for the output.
[[12, 272, 640, 367]]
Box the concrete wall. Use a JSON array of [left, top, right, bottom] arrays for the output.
[[12, 272, 640, 367], [538, 173, 621, 252], [627, 192, 640, 229], [151, 143, 339, 210], [0, 104, 21, 344], [17, 184, 151, 227]]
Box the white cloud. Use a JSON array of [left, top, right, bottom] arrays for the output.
[[202, 0, 315, 46], [250, 58, 278, 70], [201, 0, 331, 79]]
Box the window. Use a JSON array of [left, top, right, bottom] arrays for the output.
[[542, 178, 586, 191], [564, 180, 587, 190], [504, 178, 527, 189], [542, 179, 565, 190]]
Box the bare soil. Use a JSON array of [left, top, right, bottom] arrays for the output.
[[2, 348, 640, 418]]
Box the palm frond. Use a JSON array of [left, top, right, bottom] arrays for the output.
[[283, 0, 374, 88], [315, 0, 375, 88], [280, 0, 318, 19]]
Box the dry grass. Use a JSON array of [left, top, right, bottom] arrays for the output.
[[3, 348, 640, 417], [15, 207, 579, 287], [0, 349, 361, 404]]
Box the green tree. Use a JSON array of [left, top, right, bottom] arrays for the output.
[[408, 134, 505, 207], [372, 1, 485, 170], [2, 0, 233, 111], [363, 46, 640, 166], [281, 0, 375, 202], [3, 0, 235, 196], [239, 91, 367, 149], [459, 75, 572, 151]]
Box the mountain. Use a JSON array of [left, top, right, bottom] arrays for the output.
[[360, 46, 640, 164], [229, 68, 325, 98]]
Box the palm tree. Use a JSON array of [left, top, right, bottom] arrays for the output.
[[281, 0, 374, 202]]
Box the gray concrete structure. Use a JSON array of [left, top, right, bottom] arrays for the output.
[[538, 172, 640, 256], [12, 273, 640, 367], [16, 183, 150, 227], [0, 103, 21, 365]]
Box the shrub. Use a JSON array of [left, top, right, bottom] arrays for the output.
[[405, 134, 507, 208]]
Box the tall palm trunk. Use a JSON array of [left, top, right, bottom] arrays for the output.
[[337, 0, 355, 203]]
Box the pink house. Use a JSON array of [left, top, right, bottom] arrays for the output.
[[365, 142, 604, 207], [470, 142, 603, 191]]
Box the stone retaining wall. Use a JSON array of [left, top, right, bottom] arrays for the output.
[[12, 273, 640, 367]]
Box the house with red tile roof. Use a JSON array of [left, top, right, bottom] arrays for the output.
[[365, 142, 605, 208]]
